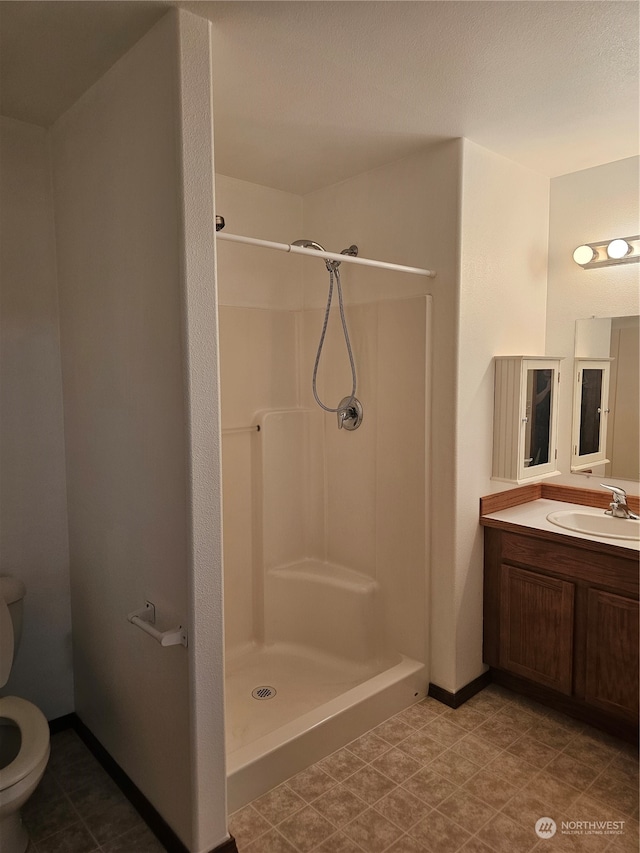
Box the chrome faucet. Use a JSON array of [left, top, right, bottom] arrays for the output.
[[601, 484, 640, 520]]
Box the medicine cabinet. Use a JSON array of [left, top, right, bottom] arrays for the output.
[[570, 358, 612, 472], [492, 356, 562, 484]]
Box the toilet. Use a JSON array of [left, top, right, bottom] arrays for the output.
[[0, 576, 51, 853]]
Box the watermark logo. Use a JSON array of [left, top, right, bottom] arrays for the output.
[[535, 818, 557, 839]]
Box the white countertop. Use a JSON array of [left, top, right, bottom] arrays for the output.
[[482, 498, 640, 552]]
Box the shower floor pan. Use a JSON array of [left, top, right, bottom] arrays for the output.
[[226, 643, 426, 811]]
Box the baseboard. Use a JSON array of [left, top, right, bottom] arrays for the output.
[[491, 668, 639, 746], [48, 713, 76, 735], [50, 713, 237, 853], [428, 670, 492, 709]]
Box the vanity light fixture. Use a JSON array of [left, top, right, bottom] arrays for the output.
[[572, 235, 640, 269], [606, 238, 632, 260]]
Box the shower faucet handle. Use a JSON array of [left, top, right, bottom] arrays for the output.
[[337, 397, 364, 431]]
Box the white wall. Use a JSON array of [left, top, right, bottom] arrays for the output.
[[443, 139, 550, 692], [546, 156, 640, 494], [51, 11, 227, 850], [0, 116, 74, 719]]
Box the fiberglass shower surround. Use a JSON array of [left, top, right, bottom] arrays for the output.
[[218, 219, 435, 808], [215, 228, 436, 430]]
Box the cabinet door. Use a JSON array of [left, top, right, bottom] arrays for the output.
[[500, 565, 575, 694], [571, 360, 611, 472], [585, 589, 639, 719]]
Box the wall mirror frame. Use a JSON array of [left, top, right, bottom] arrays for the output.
[[573, 316, 639, 482]]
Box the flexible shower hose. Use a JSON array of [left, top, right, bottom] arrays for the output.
[[312, 264, 357, 414]]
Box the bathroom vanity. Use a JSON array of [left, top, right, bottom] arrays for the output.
[[481, 488, 639, 743]]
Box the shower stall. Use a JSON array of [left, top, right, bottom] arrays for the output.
[[216, 175, 432, 810]]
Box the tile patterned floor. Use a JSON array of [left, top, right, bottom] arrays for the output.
[[20, 685, 639, 853], [23, 729, 164, 853], [229, 685, 639, 853]]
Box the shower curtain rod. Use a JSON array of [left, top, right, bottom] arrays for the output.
[[216, 231, 436, 278]]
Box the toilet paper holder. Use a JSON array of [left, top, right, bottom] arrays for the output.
[[127, 601, 188, 647]]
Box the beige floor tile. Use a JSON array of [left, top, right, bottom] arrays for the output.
[[460, 837, 499, 853], [476, 811, 538, 853], [228, 805, 271, 847], [372, 747, 422, 784], [606, 818, 640, 853], [347, 731, 391, 762], [375, 786, 431, 829], [419, 697, 449, 716], [585, 771, 639, 817], [315, 831, 367, 852], [437, 788, 497, 834], [252, 784, 306, 825], [501, 787, 561, 831], [450, 733, 503, 768], [562, 732, 622, 767], [341, 764, 397, 805], [401, 765, 460, 807], [569, 792, 631, 824], [462, 768, 520, 810], [518, 771, 582, 813], [474, 718, 523, 750], [605, 751, 640, 790], [311, 784, 368, 828], [244, 828, 298, 853], [464, 688, 507, 715], [410, 809, 472, 853], [397, 703, 441, 729], [506, 733, 560, 768], [545, 752, 602, 791], [428, 749, 482, 786], [491, 704, 543, 731], [485, 750, 541, 789], [440, 705, 489, 732], [398, 729, 447, 764], [374, 716, 418, 746], [317, 747, 366, 782], [343, 807, 404, 853], [277, 805, 335, 853], [286, 765, 337, 802], [525, 718, 578, 751], [385, 834, 430, 852], [422, 716, 468, 748]]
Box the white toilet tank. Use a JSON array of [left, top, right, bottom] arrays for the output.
[[0, 576, 26, 687]]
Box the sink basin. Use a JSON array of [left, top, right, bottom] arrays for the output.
[[546, 509, 640, 541]]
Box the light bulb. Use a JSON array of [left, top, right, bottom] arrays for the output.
[[606, 239, 631, 260], [573, 245, 597, 265]]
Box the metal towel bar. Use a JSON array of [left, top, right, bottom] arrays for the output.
[[127, 601, 188, 647]]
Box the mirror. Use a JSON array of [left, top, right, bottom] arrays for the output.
[[571, 359, 611, 471], [524, 368, 553, 469], [574, 316, 639, 480]]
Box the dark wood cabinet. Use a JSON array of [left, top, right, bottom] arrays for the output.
[[483, 522, 639, 742], [499, 564, 575, 694], [585, 588, 639, 718]]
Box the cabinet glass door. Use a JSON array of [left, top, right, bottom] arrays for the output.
[[579, 369, 604, 456], [571, 360, 611, 471], [524, 368, 554, 469]]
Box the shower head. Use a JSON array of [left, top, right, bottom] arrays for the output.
[[292, 239, 327, 252], [291, 239, 358, 272], [292, 238, 335, 271]]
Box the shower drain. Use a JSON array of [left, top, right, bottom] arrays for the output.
[[252, 685, 277, 700]]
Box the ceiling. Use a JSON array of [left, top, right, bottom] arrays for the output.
[[1, 1, 638, 194]]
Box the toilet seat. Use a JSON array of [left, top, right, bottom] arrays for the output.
[[0, 696, 50, 790]]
